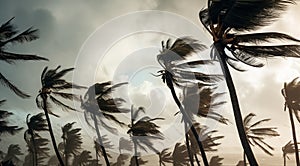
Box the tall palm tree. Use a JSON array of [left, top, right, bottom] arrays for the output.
[[282, 141, 300, 166], [36, 66, 85, 166], [61, 122, 83, 166], [156, 37, 222, 166], [0, 17, 48, 98], [282, 77, 300, 166], [243, 113, 280, 165], [199, 0, 300, 165], [23, 136, 50, 166], [127, 106, 164, 166], [81, 81, 128, 166], [24, 113, 48, 166], [0, 99, 22, 140]]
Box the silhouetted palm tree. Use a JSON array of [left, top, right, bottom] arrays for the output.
[[72, 150, 96, 166], [282, 77, 300, 165], [0, 17, 48, 98], [1, 144, 23, 165], [81, 81, 128, 166], [199, 0, 300, 165], [158, 148, 173, 166], [243, 113, 279, 165], [0, 100, 22, 140], [23, 137, 50, 166], [24, 113, 48, 166], [172, 143, 189, 166], [127, 106, 164, 166], [61, 122, 83, 166], [209, 156, 224, 166], [282, 141, 300, 166], [36, 66, 85, 166], [156, 37, 222, 166]]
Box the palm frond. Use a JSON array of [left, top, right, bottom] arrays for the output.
[[0, 51, 48, 63], [235, 32, 300, 44], [3, 27, 38, 44], [209, 156, 224, 166], [49, 95, 77, 112], [0, 72, 30, 98], [0, 17, 17, 39]]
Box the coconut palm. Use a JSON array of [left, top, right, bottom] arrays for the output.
[[1, 144, 23, 165], [199, 0, 300, 164], [127, 106, 164, 166], [282, 141, 300, 166], [243, 113, 280, 165], [172, 143, 189, 166], [156, 37, 222, 166], [23, 137, 50, 166], [0, 99, 22, 140], [36, 66, 85, 166], [0, 17, 48, 98], [81, 81, 128, 166], [24, 113, 48, 166], [158, 148, 173, 166], [61, 122, 83, 166], [282, 77, 300, 165]]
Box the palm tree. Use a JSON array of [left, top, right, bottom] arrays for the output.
[[24, 113, 48, 166], [61, 122, 83, 166], [127, 106, 164, 166], [243, 113, 280, 165], [158, 148, 173, 166], [36, 66, 85, 166], [172, 143, 189, 166], [199, 0, 300, 165], [282, 141, 300, 166], [72, 150, 96, 166], [282, 77, 300, 166], [81, 81, 128, 166], [0, 99, 22, 140], [24, 136, 50, 166], [156, 37, 222, 166], [1, 144, 23, 165], [0, 17, 48, 98], [94, 136, 113, 165]]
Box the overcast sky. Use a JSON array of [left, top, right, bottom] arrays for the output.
[[1, 0, 300, 165]]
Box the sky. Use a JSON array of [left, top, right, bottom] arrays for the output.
[[1, 0, 300, 165]]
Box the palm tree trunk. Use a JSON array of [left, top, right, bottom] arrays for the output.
[[41, 94, 65, 166], [63, 138, 68, 166], [30, 133, 37, 166], [133, 139, 139, 166], [166, 75, 209, 166], [185, 123, 195, 166], [92, 113, 110, 166], [283, 154, 286, 166], [95, 147, 99, 165], [194, 154, 200, 166], [214, 42, 258, 166], [244, 152, 246, 166], [288, 107, 300, 166]]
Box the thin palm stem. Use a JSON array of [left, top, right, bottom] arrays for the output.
[[166, 76, 209, 166], [214, 42, 258, 166], [288, 107, 300, 166], [131, 107, 139, 166], [42, 95, 65, 166], [194, 154, 200, 166], [63, 137, 68, 166], [185, 123, 195, 166], [92, 113, 110, 166], [244, 152, 246, 166], [284, 154, 286, 166], [31, 133, 37, 166]]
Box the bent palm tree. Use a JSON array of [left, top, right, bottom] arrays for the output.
[[0, 17, 48, 98], [0, 99, 22, 140], [282, 141, 300, 166], [81, 81, 128, 166], [127, 106, 164, 166], [1, 144, 23, 165], [156, 37, 222, 166], [36, 66, 85, 166], [24, 113, 48, 166], [24, 136, 50, 166], [282, 77, 300, 165], [61, 122, 83, 166], [243, 113, 280, 165], [199, 0, 300, 165]]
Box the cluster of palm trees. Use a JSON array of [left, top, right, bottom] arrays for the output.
[[1, 0, 300, 165]]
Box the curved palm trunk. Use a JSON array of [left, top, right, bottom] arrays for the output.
[[185, 123, 195, 166], [214, 42, 258, 166], [41, 94, 65, 166], [92, 113, 110, 166], [244, 152, 246, 166], [166, 75, 209, 166], [288, 107, 300, 166]]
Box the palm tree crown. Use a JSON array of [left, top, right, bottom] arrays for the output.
[[0, 17, 48, 98]]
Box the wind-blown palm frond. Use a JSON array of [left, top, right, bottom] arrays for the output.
[[209, 156, 224, 166], [282, 77, 300, 122], [71, 150, 95, 166], [172, 143, 189, 166], [2, 144, 23, 165], [158, 148, 173, 166], [282, 141, 300, 160], [0, 100, 22, 140], [94, 136, 114, 159], [244, 113, 279, 156], [24, 137, 50, 166]]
